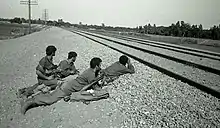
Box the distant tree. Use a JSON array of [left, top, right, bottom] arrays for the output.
[[143, 25, 148, 34], [138, 26, 143, 33], [21, 18, 27, 23], [198, 24, 203, 30], [175, 21, 181, 36], [64, 22, 71, 27], [0, 18, 10, 22], [31, 19, 37, 24], [47, 20, 55, 26], [153, 24, 157, 34], [191, 25, 200, 38], [10, 17, 22, 24], [198, 24, 203, 38], [101, 23, 105, 27], [176, 21, 180, 27], [163, 26, 170, 36], [170, 23, 176, 36], [180, 21, 186, 37], [148, 23, 152, 34], [135, 26, 139, 32], [184, 23, 192, 37], [210, 25, 220, 40]]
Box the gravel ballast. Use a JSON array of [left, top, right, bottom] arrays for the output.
[[77, 32, 220, 91], [0, 27, 220, 128]]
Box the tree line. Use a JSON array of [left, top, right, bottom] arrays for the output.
[[0, 17, 71, 27], [75, 21, 220, 40], [1, 17, 219, 40], [137, 21, 220, 40]]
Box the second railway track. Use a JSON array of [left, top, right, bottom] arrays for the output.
[[79, 30, 220, 76], [102, 33, 220, 61], [91, 31, 220, 58]]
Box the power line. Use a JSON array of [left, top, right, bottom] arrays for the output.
[[42, 9, 48, 25], [20, 0, 38, 34]]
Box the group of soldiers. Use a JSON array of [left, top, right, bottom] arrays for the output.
[[18, 45, 135, 115]]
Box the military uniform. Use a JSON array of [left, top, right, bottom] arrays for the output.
[[58, 60, 77, 78], [102, 61, 135, 83], [24, 68, 97, 106], [36, 56, 59, 89], [30, 61, 135, 106], [18, 56, 59, 98]]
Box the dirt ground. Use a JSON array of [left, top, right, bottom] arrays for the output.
[[0, 27, 125, 128]]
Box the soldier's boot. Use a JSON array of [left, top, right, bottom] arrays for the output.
[[17, 88, 27, 98], [20, 98, 37, 115]]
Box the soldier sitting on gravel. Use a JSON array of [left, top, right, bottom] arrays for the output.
[[18, 51, 80, 98], [35, 45, 61, 89], [57, 51, 79, 79], [17, 46, 64, 98]]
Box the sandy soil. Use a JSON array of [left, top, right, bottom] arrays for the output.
[[0, 27, 124, 128]]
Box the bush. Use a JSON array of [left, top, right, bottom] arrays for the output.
[[10, 18, 22, 24]]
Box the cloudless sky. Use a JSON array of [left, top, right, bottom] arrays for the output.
[[0, 0, 219, 28]]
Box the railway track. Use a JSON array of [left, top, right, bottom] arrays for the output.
[[90, 31, 220, 59], [66, 28, 220, 99], [78, 31, 220, 76], [103, 34, 220, 61]]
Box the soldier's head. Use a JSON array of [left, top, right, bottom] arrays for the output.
[[68, 51, 77, 62], [90, 57, 102, 76], [46, 45, 57, 56], [119, 55, 128, 66], [90, 57, 102, 69]]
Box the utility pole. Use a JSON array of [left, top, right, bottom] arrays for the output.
[[42, 9, 48, 25], [20, 0, 38, 34]]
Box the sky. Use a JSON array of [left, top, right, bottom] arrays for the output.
[[0, 0, 219, 29]]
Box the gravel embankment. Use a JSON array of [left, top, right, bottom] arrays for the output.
[[84, 31, 220, 70], [77, 32, 220, 127], [78, 32, 220, 91], [0, 27, 220, 128]]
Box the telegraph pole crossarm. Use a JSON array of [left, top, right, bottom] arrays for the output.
[[20, 0, 38, 34]]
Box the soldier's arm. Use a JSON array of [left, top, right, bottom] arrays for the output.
[[56, 61, 70, 77], [124, 58, 135, 74], [69, 64, 79, 75], [36, 63, 44, 73], [127, 63, 135, 74], [36, 64, 53, 80], [36, 69, 52, 80], [119, 64, 135, 75]]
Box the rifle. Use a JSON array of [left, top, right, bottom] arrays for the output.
[[80, 75, 104, 92], [63, 73, 105, 102]]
